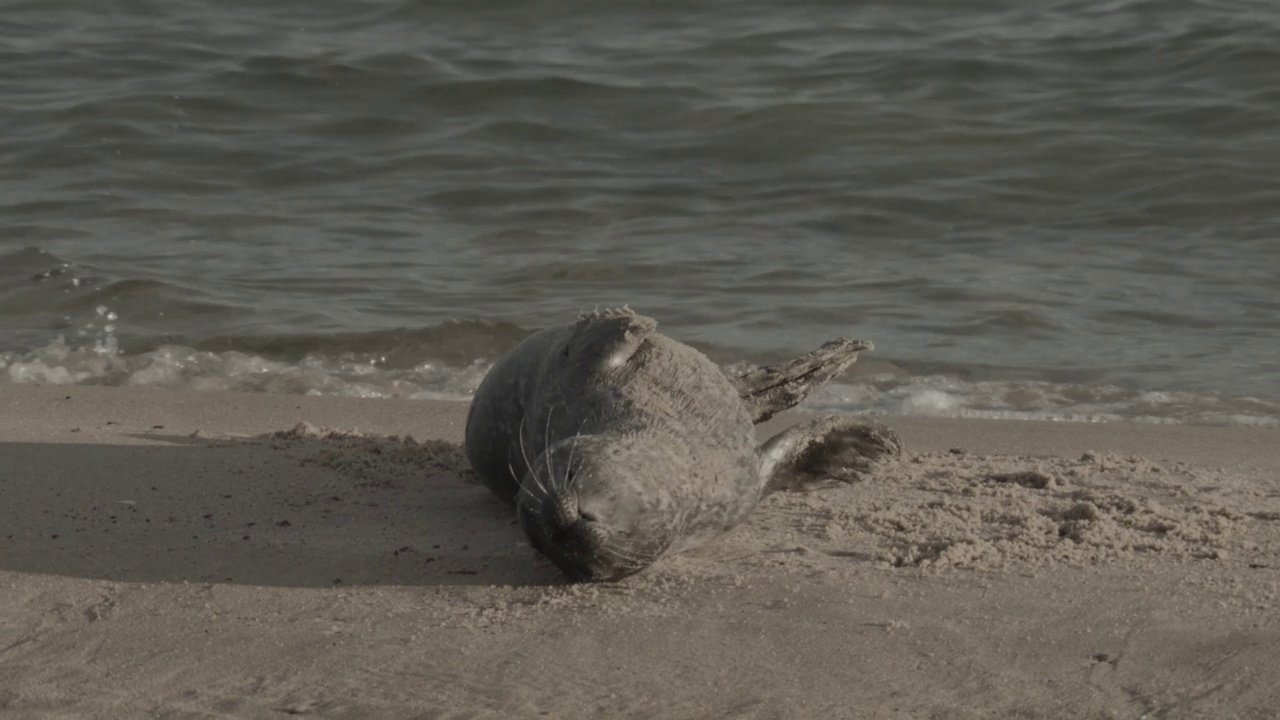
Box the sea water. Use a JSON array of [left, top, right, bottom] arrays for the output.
[[2, 1, 1277, 425]]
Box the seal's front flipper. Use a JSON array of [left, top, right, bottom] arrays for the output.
[[732, 338, 873, 423], [759, 416, 902, 493], [567, 306, 658, 373]]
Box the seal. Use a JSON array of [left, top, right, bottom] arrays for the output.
[[465, 308, 901, 581]]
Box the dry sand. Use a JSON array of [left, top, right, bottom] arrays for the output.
[[1, 384, 1277, 718]]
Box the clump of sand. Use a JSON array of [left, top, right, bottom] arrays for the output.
[[269, 421, 476, 486], [766, 449, 1274, 571]]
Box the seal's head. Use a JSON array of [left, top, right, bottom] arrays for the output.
[[515, 437, 673, 582]]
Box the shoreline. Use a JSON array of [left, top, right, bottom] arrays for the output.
[[1, 383, 1277, 717], [4, 383, 1276, 469]]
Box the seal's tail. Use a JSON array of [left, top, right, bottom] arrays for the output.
[[731, 338, 873, 424]]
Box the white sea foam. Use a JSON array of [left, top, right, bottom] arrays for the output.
[[2, 334, 488, 401], [803, 376, 1280, 427], [898, 389, 960, 414], [2, 333, 1276, 427], [1, 308, 1276, 426]]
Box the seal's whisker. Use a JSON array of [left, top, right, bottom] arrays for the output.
[[517, 482, 547, 508], [546, 408, 578, 499], [605, 537, 653, 557], [565, 417, 589, 484], [518, 416, 551, 499], [516, 416, 532, 471], [600, 542, 648, 561], [528, 467, 550, 500], [543, 406, 560, 495], [511, 461, 547, 506], [552, 424, 585, 499], [602, 547, 653, 572], [597, 537, 655, 564], [611, 543, 666, 570]]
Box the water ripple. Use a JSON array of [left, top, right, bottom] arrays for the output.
[[0, 1, 1277, 416]]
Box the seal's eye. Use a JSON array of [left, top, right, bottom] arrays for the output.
[[579, 510, 599, 523]]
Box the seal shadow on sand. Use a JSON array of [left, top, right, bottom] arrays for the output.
[[0, 428, 570, 588]]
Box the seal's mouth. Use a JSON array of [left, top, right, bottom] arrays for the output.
[[516, 496, 653, 583]]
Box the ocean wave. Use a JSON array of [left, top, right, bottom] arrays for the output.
[[0, 334, 491, 400]]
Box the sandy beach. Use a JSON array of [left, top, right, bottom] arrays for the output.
[[1, 384, 1277, 718]]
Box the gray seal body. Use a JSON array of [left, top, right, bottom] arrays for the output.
[[465, 308, 900, 581]]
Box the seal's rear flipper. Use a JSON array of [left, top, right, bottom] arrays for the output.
[[759, 416, 902, 493], [732, 339, 873, 423]]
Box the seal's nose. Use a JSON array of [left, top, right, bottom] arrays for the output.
[[546, 515, 597, 552], [543, 521, 609, 581], [544, 493, 581, 530]]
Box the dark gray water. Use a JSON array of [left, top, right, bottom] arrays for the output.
[[2, 0, 1278, 424]]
